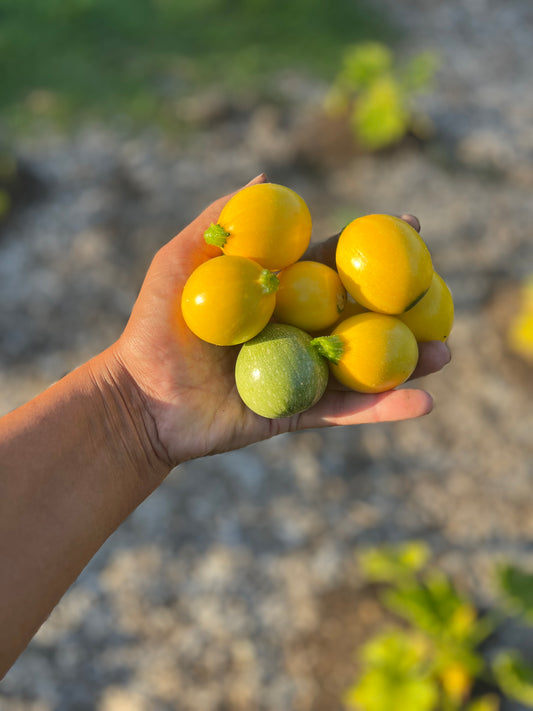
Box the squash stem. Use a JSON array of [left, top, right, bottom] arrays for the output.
[[404, 287, 429, 312], [259, 269, 279, 295], [310, 335, 344, 364], [204, 223, 230, 247], [337, 291, 347, 314]]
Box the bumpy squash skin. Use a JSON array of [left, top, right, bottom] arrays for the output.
[[235, 323, 329, 419]]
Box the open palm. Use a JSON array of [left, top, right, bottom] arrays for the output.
[[113, 176, 450, 468]]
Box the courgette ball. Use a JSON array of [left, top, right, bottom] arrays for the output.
[[235, 323, 328, 418]]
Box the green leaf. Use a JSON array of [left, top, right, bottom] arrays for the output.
[[495, 563, 533, 623], [383, 570, 492, 646], [493, 650, 533, 706], [340, 41, 392, 90], [345, 629, 438, 711], [345, 668, 438, 711], [358, 541, 430, 584], [382, 571, 459, 636], [360, 629, 429, 670], [351, 76, 408, 149]]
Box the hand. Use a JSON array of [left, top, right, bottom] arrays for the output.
[[109, 175, 451, 470]]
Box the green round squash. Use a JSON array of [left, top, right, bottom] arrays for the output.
[[235, 323, 329, 418]]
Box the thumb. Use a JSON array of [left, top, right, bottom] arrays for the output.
[[243, 172, 268, 189]]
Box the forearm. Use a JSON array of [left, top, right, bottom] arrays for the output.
[[0, 347, 169, 677]]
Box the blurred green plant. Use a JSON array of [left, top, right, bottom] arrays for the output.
[[496, 562, 533, 621], [493, 650, 533, 706], [324, 42, 439, 150], [0, 0, 389, 129], [344, 542, 533, 711]]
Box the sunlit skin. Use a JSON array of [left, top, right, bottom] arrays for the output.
[[114, 175, 450, 464]]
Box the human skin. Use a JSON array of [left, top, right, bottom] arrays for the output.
[[0, 174, 450, 677]]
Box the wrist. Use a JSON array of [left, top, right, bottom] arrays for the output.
[[87, 345, 172, 494]]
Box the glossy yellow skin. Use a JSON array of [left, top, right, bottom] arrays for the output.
[[329, 312, 419, 393], [336, 214, 433, 314], [209, 183, 312, 271], [399, 272, 454, 342], [181, 255, 278, 346], [273, 260, 347, 332]]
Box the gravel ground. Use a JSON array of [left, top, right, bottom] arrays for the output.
[[3, 2, 533, 709]]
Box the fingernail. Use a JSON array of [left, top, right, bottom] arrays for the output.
[[422, 392, 434, 415], [400, 214, 421, 232], [244, 173, 268, 187]]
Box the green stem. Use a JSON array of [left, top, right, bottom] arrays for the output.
[[204, 223, 230, 247], [259, 269, 279, 295], [404, 287, 429, 312], [310, 335, 344, 364]]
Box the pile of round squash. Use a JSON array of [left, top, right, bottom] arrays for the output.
[[181, 182, 453, 419]]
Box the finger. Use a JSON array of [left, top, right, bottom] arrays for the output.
[[410, 340, 451, 380], [303, 233, 339, 269], [284, 387, 434, 430], [399, 213, 421, 232]]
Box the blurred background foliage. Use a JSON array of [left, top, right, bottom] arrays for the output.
[[0, 0, 390, 128], [325, 42, 438, 150], [345, 543, 533, 711]]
